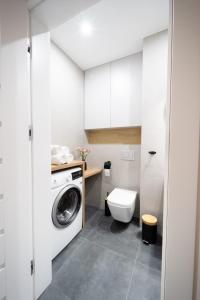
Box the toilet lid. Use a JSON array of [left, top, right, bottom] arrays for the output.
[[107, 188, 137, 208]]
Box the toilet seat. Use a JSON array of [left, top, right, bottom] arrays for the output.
[[107, 188, 137, 208]]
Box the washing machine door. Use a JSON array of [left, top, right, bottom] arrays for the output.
[[52, 185, 82, 228]]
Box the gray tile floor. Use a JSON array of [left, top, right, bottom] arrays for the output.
[[40, 206, 162, 300]]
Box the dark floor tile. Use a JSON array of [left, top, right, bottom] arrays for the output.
[[127, 261, 161, 300], [53, 206, 103, 275], [79, 208, 103, 238], [52, 235, 84, 276], [86, 215, 140, 260], [43, 207, 162, 300], [54, 239, 133, 300], [137, 241, 162, 271], [39, 284, 71, 300], [85, 205, 99, 221]]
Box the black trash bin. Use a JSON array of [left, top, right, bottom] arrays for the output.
[[142, 214, 157, 245]]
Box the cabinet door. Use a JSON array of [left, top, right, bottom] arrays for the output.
[[85, 64, 110, 129], [110, 53, 142, 127]]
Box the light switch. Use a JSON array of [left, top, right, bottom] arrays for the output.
[[120, 150, 134, 161]]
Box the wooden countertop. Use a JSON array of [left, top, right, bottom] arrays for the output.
[[51, 160, 84, 172], [51, 161, 102, 179], [85, 167, 102, 179]]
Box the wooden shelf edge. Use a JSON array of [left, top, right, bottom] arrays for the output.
[[84, 167, 102, 179], [51, 160, 84, 173]]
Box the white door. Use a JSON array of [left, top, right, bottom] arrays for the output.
[[0, 1, 33, 300], [110, 54, 142, 128], [85, 64, 111, 129], [31, 16, 52, 299]]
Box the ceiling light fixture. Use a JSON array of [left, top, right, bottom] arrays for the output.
[[80, 22, 93, 36]]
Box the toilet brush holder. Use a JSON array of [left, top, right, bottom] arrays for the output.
[[105, 192, 111, 216]]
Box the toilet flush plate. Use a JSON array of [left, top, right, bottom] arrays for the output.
[[120, 149, 134, 161]]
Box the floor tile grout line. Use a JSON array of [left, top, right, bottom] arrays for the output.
[[125, 237, 144, 300], [52, 236, 86, 278], [125, 258, 137, 300], [84, 210, 142, 261], [135, 241, 162, 274], [136, 259, 162, 275], [82, 234, 138, 261]]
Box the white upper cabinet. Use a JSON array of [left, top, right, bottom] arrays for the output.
[[110, 53, 142, 127], [84, 64, 110, 129], [84, 53, 142, 129]]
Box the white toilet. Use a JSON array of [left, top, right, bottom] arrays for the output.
[[107, 188, 137, 223]]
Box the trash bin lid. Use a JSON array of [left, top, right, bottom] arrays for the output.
[[142, 214, 157, 226]]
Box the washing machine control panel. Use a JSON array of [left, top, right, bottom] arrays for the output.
[[72, 170, 82, 180], [51, 168, 83, 189]]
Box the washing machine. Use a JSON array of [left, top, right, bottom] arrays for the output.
[[51, 167, 83, 259]]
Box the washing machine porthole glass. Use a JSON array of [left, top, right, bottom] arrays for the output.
[[52, 186, 81, 228]]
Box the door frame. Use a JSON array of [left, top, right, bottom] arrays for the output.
[[0, 1, 34, 300], [161, 0, 200, 299], [29, 1, 200, 299], [1, 0, 199, 299]]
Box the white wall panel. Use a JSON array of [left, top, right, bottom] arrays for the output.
[[140, 30, 168, 233], [50, 42, 86, 150]]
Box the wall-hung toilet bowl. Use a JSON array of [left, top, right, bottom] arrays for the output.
[[107, 188, 137, 223]]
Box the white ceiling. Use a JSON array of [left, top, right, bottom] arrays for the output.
[[51, 0, 169, 70], [29, 0, 168, 70], [30, 0, 102, 30]]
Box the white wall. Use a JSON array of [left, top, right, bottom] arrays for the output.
[[140, 30, 168, 233], [162, 0, 200, 299], [86, 144, 141, 215], [0, 1, 33, 300], [50, 42, 86, 155], [31, 16, 52, 299]]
